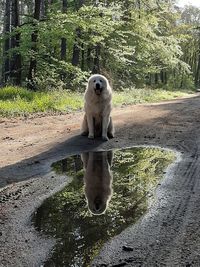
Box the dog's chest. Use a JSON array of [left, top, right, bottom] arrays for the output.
[[90, 99, 105, 115], [93, 103, 103, 115]]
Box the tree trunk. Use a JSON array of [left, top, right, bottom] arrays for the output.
[[195, 38, 200, 88], [2, 0, 11, 84], [41, 0, 49, 18], [10, 0, 22, 86], [61, 159, 68, 172], [160, 70, 164, 83], [180, 73, 184, 89], [87, 47, 92, 70], [71, 0, 84, 66], [60, 0, 67, 61], [195, 54, 200, 88], [123, 0, 131, 22], [155, 73, 158, 84], [164, 72, 167, 84], [61, 38, 67, 61], [72, 28, 81, 66], [81, 43, 84, 69], [74, 156, 82, 172], [92, 44, 101, 73], [137, 0, 141, 18], [149, 73, 152, 86], [27, 0, 42, 90]]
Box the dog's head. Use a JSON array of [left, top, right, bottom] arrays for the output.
[[82, 151, 113, 215], [87, 192, 111, 215], [88, 74, 109, 96]]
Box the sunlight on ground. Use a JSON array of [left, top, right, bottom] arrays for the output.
[[0, 87, 194, 117]]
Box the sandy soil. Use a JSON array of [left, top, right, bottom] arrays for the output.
[[1, 94, 200, 266]]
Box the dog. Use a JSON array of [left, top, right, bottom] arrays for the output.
[[81, 74, 114, 141], [81, 151, 113, 215]]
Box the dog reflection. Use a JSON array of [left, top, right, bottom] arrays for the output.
[[81, 151, 113, 215]]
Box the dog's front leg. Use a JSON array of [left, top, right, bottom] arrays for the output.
[[87, 114, 94, 139], [102, 115, 109, 141], [81, 114, 88, 136]]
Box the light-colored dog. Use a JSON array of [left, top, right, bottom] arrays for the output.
[[81, 74, 114, 141], [81, 151, 113, 215]]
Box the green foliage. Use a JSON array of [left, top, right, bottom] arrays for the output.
[[0, 86, 83, 116], [1, 0, 197, 90], [178, 5, 200, 87], [113, 88, 193, 106], [0, 86, 193, 116], [33, 147, 175, 266], [31, 60, 89, 91], [164, 73, 195, 90], [0, 86, 34, 101]]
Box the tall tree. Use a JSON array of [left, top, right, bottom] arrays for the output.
[[180, 6, 200, 88], [93, 44, 100, 73], [27, 0, 42, 90], [10, 0, 22, 85], [61, 0, 67, 61], [71, 0, 84, 66], [195, 33, 200, 87], [2, 0, 11, 84], [72, 28, 81, 66], [1, 0, 197, 90]]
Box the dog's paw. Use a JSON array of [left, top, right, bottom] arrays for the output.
[[102, 135, 109, 141], [88, 134, 94, 139], [81, 131, 88, 136], [108, 132, 114, 139]]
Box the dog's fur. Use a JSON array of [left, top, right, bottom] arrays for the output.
[[81, 151, 113, 215], [81, 74, 114, 141]]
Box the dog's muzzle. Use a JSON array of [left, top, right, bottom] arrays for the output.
[[95, 83, 103, 95]]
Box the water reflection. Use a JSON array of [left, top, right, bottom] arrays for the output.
[[81, 151, 113, 215], [33, 147, 175, 267]]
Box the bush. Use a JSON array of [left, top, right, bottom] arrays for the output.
[[164, 74, 195, 90]]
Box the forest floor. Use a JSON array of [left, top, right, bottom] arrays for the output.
[[1, 93, 200, 266]]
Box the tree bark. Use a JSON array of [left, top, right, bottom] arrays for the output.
[[164, 72, 167, 84], [27, 0, 42, 90], [2, 0, 11, 84], [81, 43, 85, 70], [195, 38, 200, 88], [160, 70, 164, 83], [195, 54, 200, 87], [41, 0, 49, 18], [87, 47, 92, 70], [61, 0, 67, 61], [155, 73, 158, 84], [92, 44, 101, 73], [10, 0, 22, 86], [137, 0, 141, 18], [72, 28, 81, 66], [71, 0, 84, 66], [61, 38, 67, 61]]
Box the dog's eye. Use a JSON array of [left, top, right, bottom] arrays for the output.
[[100, 80, 102, 82], [93, 80, 96, 83]]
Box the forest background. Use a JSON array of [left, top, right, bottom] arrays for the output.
[[0, 0, 200, 115]]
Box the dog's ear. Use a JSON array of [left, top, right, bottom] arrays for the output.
[[100, 71, 113, 88]]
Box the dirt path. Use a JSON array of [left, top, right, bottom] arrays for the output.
[[1, 94, 200, 266]]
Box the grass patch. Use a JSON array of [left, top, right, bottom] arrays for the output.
[[112, 88, 194, 106], [0, 87, 83, 116], [0, 86, 195, 117]]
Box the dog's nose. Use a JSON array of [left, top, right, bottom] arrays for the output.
[[95, 83, 101, 90], [94, 196, 102, 211]]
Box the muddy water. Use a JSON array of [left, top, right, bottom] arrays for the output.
[[32, 147, 175, 267]]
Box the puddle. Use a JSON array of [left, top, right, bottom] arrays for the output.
[[33, 147, 175, 267]]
